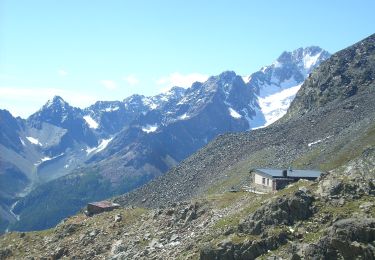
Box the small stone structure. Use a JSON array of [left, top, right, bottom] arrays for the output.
[[250, 168, 321, 192], [85, 200, 120, 216]]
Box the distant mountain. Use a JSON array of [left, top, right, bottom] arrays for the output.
[[87, 71, 258, 185], [248, 46, 330, 127], [0, 47, 330, 232], [82, 87, 185, 135]]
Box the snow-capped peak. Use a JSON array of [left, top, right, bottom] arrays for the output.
[[247, 46, 330, 128]]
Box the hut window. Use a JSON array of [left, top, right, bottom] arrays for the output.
[[262, 177, 266, 184]]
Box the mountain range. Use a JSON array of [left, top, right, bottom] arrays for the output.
[[0, 33, 374, 259], [0, 46, 330, 232]]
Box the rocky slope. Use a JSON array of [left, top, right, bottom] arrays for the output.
[[0, 34, 374, 259]]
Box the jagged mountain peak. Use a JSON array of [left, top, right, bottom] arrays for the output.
[[123, 93, 145, 103], [251, 46, 331, 90], [276, 46, 329, 69], [216, 70, 237, 81], [27, 95, 83, 130], [44, 95, 70, 109], [196, 71, 241, 96]]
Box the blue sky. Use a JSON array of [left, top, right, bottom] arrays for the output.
[[1, 0, 374, 118]]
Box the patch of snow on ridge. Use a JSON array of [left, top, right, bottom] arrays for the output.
[[34, 153, 65, 166], [178, 113, 189, 120], [41, 156, 52, 162], [272, 60, 282, 68], [258, 84, 301, 126], [228, 108, 242, 119], [308, 135, 332, 147], [241, 75, 250, 83], [83, 115, 99, 129], [142, 125, 158, 133], [19, 138, 26, 146], [104, 106, 119, 112], [86, 138, 113, 155], [257, 76, 299, 98], [308, 140, 322, 147], [26, 136, 42, 146], [142, 97, 158, 110], [303, 51, 321, 70]]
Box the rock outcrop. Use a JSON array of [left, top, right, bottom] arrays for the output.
[[239, 189, 314, 235], [304, 218, 375, 259]]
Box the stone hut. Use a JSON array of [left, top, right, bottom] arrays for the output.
[[250, 168, 321, 191], [85, 200, 120, 216]]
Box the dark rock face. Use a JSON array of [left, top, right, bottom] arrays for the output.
[[304, 218, 375, 259], [238, 190, 314, 235]]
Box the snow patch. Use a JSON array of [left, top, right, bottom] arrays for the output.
[[83, 115, 99, 129], [142, 97, 158, 110], [104, 106, 119, 112], [242, 75, 250, 83], [9, 201, 20, 221], [303, 52, 321, 70], [258, 84, 302, 126], [243, 106, 266, 130], [257, 75, 298, 98], [308, 135, 332, 147], [178, 113, 189, 120], [308, 140, 322, 147], [272, 60, 282, 68], [41, 156, 52, 162], [142, 125, 158, 133], [149, 103, 158, 109], [228, 107, 242, 119], [34, 153, 65, 166], [86, 138, 113, 155], [26, 136, 42, 146], [19, 138, 26, 146]]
